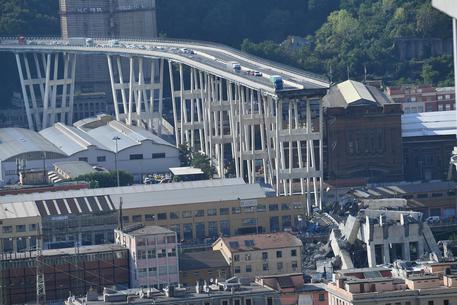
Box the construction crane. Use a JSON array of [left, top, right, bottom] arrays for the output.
[[36, 224, 46, 305]]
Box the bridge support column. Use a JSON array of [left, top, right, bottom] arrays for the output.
[[272, 97, 323, 212], [15, 52, 76, 130], [169, 63, 206, 151], [107, 55, 164, 134]]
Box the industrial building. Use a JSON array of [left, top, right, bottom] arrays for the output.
[[0, 117, 179, 184], [402, 110, 457, 181], [0, 178, 307, 253], [0, 244, 129, 305], [213, 232, 303, 281], [323, 80, 404, 183]]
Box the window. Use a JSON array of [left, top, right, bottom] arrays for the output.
[[234, 254, 240, 261], [267, 297, 273, 305], [170, 212, 179, 219], [182, 210, 192, 218], [137, 238, 146, 246], [129, 154, 143, 160], [277, 262, 283, 271], [157, 249, 166, 258], [167, 235, 176, 243], [29, 224, 37, 231], [183, 223, 193, 241], [194, 210, 205, 217], [444, 300, 449, 305], [145, 214, 155, 221], [122, 216, 129, 224], [246, 265, 252, 272], [147, 249, 156, 258], [167, 248, 177, 257], [208, 221, 218, 238], [232, 207, 241, 214], [222, 301, 229, 305], [432, 193, 443, 198], [269, 204, 279, 211], [220, 208, 230, 215], [78, 157, 88, 162], [291, 249, 297, 257], [234, 266, 240, 273], [417, 193, 428, 199], [262, 252, 268, 260], [16, 225, 26, 232], [263, 263, 269, 271], [257, 204, 267, 212], [220, 221, 230, 236], [137, 250, 146, 259], [132, 215, 142, 222], [245, 254, 251, 261], [207, 208, 217, 216], [152, 153, 166, 159], [292, 261, 298, 269], [281, 203, 290, 210], [97, 156, 106, 162], [318, 294, 325, 301], [245, 299, 252, 305], [157, 213, 167, 220], [276, 250, 282, 258], [242, 218, 256, 225], [428, 301, 434, 305]]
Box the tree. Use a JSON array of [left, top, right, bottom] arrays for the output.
[[178, 143, 192, 166], [421, 63, 438, 85], [75, 171, 134, 188], [191, 151, 216, 179]]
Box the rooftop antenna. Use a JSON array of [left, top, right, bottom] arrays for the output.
[[36, 224, 46, 305]]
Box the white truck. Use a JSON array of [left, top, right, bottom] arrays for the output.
[[227, 61, 241, 72], [68, 37, 94, 47]]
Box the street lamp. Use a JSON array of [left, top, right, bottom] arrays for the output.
[[113, 136, 121, 187]]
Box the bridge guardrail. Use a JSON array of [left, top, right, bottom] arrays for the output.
[[0, 36, 329, 85]]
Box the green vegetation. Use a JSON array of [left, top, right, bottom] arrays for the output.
[[178, 143, 216, 179], [0, 0, 59, 107], [241, 0, 453, 85], [74, 171, 134, 188]]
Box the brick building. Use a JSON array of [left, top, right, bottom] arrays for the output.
[[386, 84, 456, 113], [323, 80, 404, 183], [0, 244, 129, 305]]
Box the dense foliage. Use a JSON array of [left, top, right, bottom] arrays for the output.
[[178, 143, 216, 179], [241, 0, 453, 85], [75, 171, 134, 188]]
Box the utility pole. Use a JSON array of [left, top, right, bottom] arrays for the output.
[[36, 224, 46, 305], [113, 136, 121, 187]]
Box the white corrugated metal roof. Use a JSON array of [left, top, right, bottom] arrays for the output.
[[0, 201, 39, 219], [0, 178, 264, 209], [86, 121, 174, 152], [0, 128, 66, 161], [402, 110, 457, 137], [337, 80, 376, 104], [40, 123, 110, 156]]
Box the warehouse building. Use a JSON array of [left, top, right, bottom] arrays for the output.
[[0, 118, 179, 184], [0, 178, 307, 253]]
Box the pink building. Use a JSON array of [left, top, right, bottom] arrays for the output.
[[115, 225, 179, 289]]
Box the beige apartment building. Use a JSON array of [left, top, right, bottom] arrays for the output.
[[213, 232, 303, 281], [326, 264, 457, 305]]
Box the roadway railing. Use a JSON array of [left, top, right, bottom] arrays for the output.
[[0, 36, 329, 87]]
